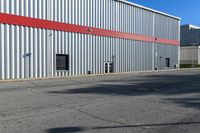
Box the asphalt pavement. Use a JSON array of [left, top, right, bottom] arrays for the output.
[[0, 69, 200, 133]]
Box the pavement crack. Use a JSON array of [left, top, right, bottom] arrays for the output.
[[1, 120, 8, 129], [72, 106, 127, 126], [31, 82, 42, 88]]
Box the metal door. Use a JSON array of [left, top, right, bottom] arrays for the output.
[[24, 53, 31, 78], [105, 62, 113, 73]]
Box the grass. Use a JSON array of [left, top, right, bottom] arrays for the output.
[[180, 64, 200, 68]]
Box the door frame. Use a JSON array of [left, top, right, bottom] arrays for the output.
[[104, 61, 113, 74]]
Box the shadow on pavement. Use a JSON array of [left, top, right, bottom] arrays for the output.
[[166, 97, 200, 110], [46, 121, 200, 133], [46, 72, 200, 133], [47, 73, 200, 110], [46, 127, 86, 133], [48, 74, 200, 95]]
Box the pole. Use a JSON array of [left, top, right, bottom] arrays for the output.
[[192, 43, 196, 68]]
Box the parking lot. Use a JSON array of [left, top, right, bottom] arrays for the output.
[[0, 69, 200, 133]]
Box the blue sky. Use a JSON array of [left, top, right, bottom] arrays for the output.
[[129, 0, 200, 26]]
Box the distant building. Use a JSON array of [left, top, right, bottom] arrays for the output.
[[181, 24, 200, 46], [180, 46, 200, 65], [180, 25, 200, 65]]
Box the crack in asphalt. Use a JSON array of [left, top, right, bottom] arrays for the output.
[[0, 97, 114, 123], [71, 106, 128, 126]]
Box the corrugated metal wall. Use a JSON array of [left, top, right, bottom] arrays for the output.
[[181, 25, 200, 46], [0, 0, 179, 37], [180, 47, 200, 64], [155, 14, 179, 40], [0, 0, 180, 80], [156, 44, 179, 69]]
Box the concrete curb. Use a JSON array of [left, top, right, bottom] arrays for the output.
[[0, 68, 199, 83]]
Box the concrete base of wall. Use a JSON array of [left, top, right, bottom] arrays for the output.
[[0, 69, 180, 83]]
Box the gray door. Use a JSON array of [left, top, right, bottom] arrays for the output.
[[24, 53, 31, 78]]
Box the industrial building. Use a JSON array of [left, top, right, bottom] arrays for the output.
[[0, 0, 180, 80], [181, 24, 200, 46], [180, 24, 200, 65]]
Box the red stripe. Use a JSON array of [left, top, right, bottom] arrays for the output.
[[0, 13, 179, 45]]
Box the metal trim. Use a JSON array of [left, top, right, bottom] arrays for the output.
[[116, 0, 181, 20]]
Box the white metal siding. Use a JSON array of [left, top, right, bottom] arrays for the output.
[[155, 14, 179, 40], [0, 0, 179, 36], [180, 47, 200, 64], [0, 0, 180, 80]]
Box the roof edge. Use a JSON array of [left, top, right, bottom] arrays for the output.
[[181, 24, 200, 29], [116, 0, 181, 20]]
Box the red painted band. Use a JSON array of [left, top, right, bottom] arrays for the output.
[[0, 13, 180, 45]]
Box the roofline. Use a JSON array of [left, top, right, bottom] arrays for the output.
[[116, 0, 181, 20], [181, 24, 200, 29]]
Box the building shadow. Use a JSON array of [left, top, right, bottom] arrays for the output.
[[45, 72, 200, 133], [166, 97, 200, 110], [46, 127, 86, 133], [47, 73, 200, 110], [46, 121, 200, 133]]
